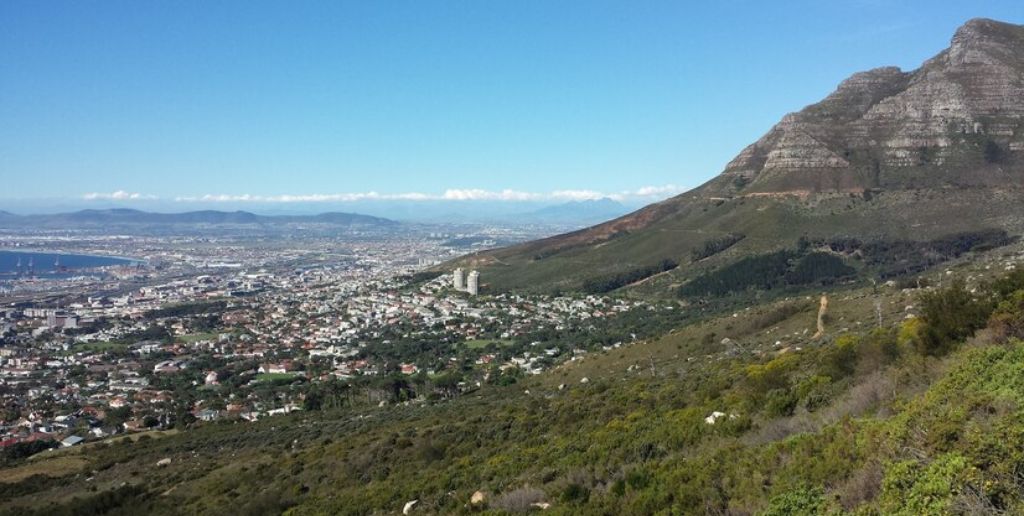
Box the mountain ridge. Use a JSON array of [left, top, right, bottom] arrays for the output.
[[449, 18, 1024, 293]]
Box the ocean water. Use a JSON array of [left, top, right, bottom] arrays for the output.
[[0, 250, 138, 277]]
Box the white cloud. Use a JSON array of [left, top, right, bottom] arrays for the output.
[[608, 184, 689, 201], [168, 185, 690, 204], [83, 190, 158, 201]]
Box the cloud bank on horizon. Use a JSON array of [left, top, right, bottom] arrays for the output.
[[80, 185, 689, 204], [82, 191, 159, 201]]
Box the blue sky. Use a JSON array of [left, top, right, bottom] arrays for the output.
[[1, 1, 1021, 207]]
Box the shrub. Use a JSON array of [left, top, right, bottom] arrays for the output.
[[989, 290, 1024, 342], [765, 388, 798, 417], [762, 485, 830, 516], [822, 335, 860, 380], [560, 483, 590, 504], [915, 278, 993, 356], [881, 454, 972, 515]]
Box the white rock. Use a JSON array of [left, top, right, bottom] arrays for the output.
[[705, 411, 727, 424], [403, 500, 418, 514]]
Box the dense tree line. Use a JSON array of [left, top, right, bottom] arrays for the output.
[[679, 250, 797, 297], [819, 229, 1013, 278], [681, 229, 1013, 298], [690, 233, 745, 262], [581, 259, 679, 294], [1, 440, 56, 465], [783, 252, 856, 285]]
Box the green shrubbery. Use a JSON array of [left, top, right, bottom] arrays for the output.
[[680, 247, 856, 298]]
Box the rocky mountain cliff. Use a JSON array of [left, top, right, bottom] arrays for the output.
[[449, 19, 1024, 294], [704, 18, 1024, 196]]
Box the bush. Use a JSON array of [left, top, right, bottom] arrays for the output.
[[560, 483, 590, 504], [989, 290, 1024, 342], [762, 486, 831, 516], [881, 454, 971, 515], [915, 278, 993, 356]]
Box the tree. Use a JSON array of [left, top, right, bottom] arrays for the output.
[[915, 278, 993, 356]]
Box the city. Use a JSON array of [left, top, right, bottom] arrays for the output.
[[0, 222, 655, 449]]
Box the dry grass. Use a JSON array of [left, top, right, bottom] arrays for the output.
[[492, 486, 547, 512], [0, 455, 89, 483]]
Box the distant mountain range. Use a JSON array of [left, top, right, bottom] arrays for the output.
[[0, 208, 397, 228], [517, 198, 630, 225], [451, 18, 1024, 293], [0, 198, 642, 227]]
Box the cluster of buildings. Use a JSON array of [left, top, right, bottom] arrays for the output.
[[452, 267, 481, 296], [0, 225, 659, 450]]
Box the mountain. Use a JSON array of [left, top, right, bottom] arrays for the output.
[[452, 18, 1024, 294], [517, 198, 631, 226], [0, 209, 397, 228]]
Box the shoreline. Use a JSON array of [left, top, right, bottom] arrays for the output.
[[0, 248, 146, 266]]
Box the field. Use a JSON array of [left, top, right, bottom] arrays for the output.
[[463, 338, 514, 349], [254, 372, 298, 382], [69, 341, 129, 354], [179, 332, 217, 343]]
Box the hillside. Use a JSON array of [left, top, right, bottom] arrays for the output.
[[451, 18, 1024, 294], [2, 244, 1024, 515]]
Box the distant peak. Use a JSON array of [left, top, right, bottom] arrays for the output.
[[949, 18, 1024, 60], [954, 17, 1017, 38], [833, 66, 907, 92]]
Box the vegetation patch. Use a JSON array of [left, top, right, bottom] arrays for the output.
[[691, 233, 745, 262], [680, 248, 856, 298], [820, 228, 1015, 278], [463, 339, 513, 349], [255, 372, 299, 382], [581, 259, 679, 294]]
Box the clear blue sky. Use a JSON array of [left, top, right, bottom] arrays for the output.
[[1, 1, 1021, 204]]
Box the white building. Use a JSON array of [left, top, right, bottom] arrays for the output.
[[453, 268, 465, 290], [467, 270, 480, 296]]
